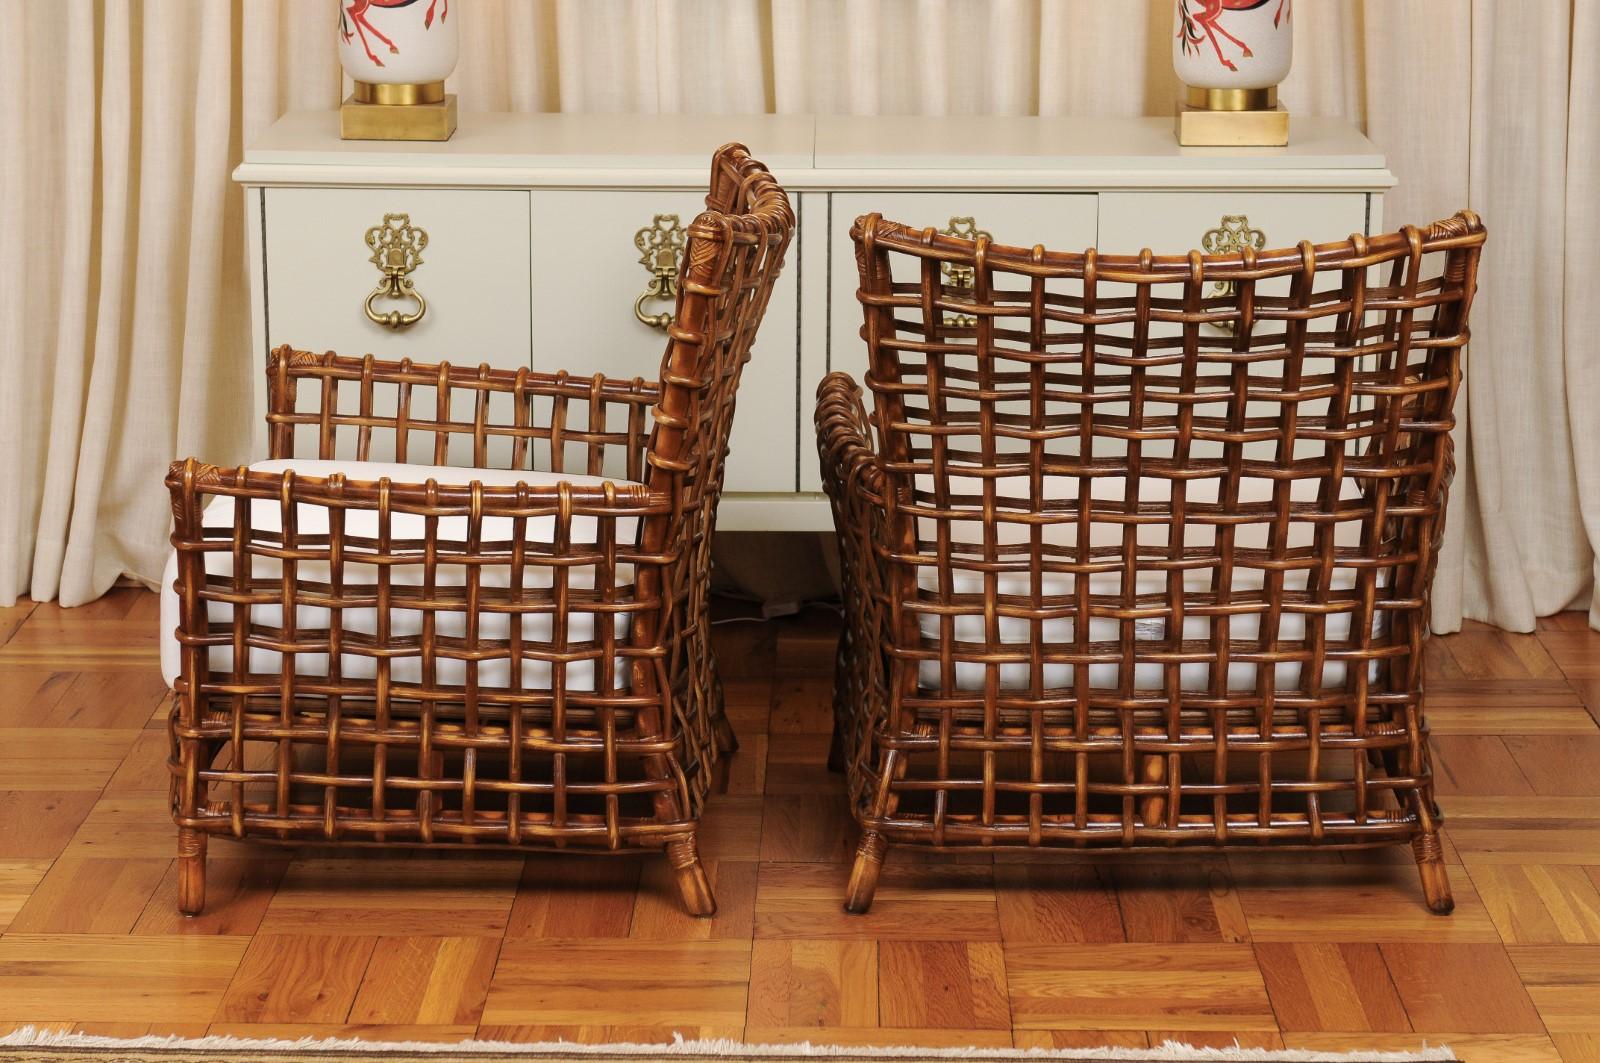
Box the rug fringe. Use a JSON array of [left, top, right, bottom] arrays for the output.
[[0, 1027, 1457, 1062]]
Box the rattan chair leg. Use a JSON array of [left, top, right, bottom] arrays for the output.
[[666, 835, 717, 917], [844, 830, 888, 913], [177, 828, 207, 916], [1412, 832, 1454, 915]]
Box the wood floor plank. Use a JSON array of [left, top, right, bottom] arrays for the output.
[[1011, 1031, 1150, 1049], [1451, 826, 1600, 866], [754, 862, 1000, 941], [0, 791, 100, 860], [1470, 864, 1600, 944], [1255, 942, 1411, 1032], [206, 1023, 477, 1043], [0, 934, 249, 1023], [1553, 1033, 1600, 1063], [0, 860, 53, 933], [0, 669, 170, 730], [481, 939, 750, 1027], [1540, 631, 1600, 679], [1577, 680, 1600, 729], [993, 863, 1125, 944], [743, 1026, 1015, 1048], [630, 858, 757, 941], [763, 733, 837, 795], [1381, 943, 1546, 1034], [694, 794, 765, 864], [747, 939, 877, 1029], [878, 941, 1010, 1030], [346, 937, 500, 1026], [1230, 861, 1500, 943], [1508, 946, 1600, 1034], [0, 618, 161, 669], [7, 856, 171, 934], [0, 728, 142, 791], [215, 935, 378, 1024], [103, 726, 173, 792], [1431, 736, 1536, 796], [58, 790, 196, 860], [758, 793, 855, 863], [1429, 679, 1588, 709], [718, 733, 768, 796], [1109, 859, 1249, 943], [0, 599, 37, 647], [769, 677, 834, 734], [1507, 944, 1600, 985], [1527, 987, 1600, 1035], [719, 676, 775, 739], [506, 855, 639, 938], [1429, 705, 1599, 736], [1438, 628, 1565, 681], [257, 858, 521, 937], [132, 858, 290, 937], [1506, 737, 1600, 797], [1003, 943, 1276, 1032]]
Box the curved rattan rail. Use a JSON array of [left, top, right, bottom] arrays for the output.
[[820, 210, 1485, 914], [166, 145, 792, 917]]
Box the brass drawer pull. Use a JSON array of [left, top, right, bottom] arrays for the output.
[[633, 213, 685, 330], [1201, 214, 1266, 333], [939, 216, 990, 328], [364, 213, 429, 330]]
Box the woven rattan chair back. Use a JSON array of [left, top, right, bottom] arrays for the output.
[[820, 210, 1485, 914], [166, 145, 791, 918]]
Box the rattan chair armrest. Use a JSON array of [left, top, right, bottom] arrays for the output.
[[815, 372, 885, 506], [166, 457, 669, 521], [263, 347, 661, 476]]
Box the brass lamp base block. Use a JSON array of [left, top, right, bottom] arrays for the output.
[[340, 93, 458, 142], [1175, 102, 1289, 147]]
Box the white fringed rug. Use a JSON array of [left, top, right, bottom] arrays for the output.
[[0, 1030, 1460, 1063]]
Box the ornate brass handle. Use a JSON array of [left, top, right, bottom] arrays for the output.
[[633, 213, 685, 330], [1201, 214, 1266, 333], [939, 216, 991, 328], [364, 213, 429, 330]]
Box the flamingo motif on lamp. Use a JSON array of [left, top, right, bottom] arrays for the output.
[[1173, 0, 1293, 146], [338, 0, 459, 141]]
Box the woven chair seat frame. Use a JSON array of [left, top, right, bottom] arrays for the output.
[[166, 145, 793, 917], [819, 210, 1485, 914]]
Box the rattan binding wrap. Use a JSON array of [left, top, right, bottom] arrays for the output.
[[820, 211, 1485, 914], [166, 145, 792, 917]]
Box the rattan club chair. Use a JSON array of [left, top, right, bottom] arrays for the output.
[[820, 210, 1485, 914], [162, 144, 792, 917]]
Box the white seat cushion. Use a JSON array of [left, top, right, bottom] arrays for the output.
[[160, 459, 643, 692], [911, 472, 1386, 693]]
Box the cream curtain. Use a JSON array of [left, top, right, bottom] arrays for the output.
[[1, 0, 1594, 631]]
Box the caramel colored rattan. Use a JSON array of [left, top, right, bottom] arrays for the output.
[[820, 210, 1485, 914], [166, 145, 792, 916]]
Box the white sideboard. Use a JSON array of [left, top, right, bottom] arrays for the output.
[[234, 112, 1393, 530]]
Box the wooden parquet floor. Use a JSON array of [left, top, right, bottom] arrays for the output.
[[2, 589, 1599, 1060]]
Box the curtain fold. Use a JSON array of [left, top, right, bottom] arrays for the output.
[[0, 0, 1593, 631]]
